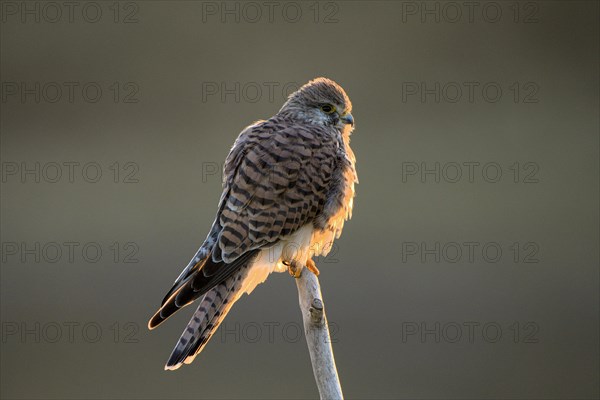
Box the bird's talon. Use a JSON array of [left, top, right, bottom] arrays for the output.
[[306, 258, 320, 276], [285, 260, 302, 278]]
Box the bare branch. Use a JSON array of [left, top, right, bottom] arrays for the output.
[[295, 268, 344, 400]]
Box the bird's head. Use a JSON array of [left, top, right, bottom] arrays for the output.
[[279, 77, 354, 132]]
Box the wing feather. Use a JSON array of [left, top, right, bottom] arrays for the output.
[[216, 120, 338, 263]]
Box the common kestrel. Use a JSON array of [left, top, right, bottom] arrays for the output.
[[149, 77, 357, 370]]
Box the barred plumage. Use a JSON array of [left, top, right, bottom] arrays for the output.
[[165, 264, 251, 369], [148, 77, 357, 370], [217, 120, 341, 262]]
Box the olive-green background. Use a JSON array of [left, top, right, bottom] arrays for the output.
[[1, 1, 598, 399]]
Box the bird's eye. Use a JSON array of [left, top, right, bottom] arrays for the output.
[[320, 104, 336, 114]]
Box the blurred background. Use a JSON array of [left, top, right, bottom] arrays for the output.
[[1, 1, 598, 399]]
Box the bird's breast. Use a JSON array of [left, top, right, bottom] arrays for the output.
[[311, 140, 358, 258]]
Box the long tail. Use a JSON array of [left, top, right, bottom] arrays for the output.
[[164, 263, 250, 370], [148, 249, 258, 330]]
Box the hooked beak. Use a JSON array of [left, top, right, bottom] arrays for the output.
[[341, 113, 354, 126]]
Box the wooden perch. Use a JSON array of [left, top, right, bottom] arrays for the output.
[[295, 268, 344, 400]]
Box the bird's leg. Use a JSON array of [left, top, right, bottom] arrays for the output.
[[286, 258, 319, 278], [285, 260, 303, 279], [306, 258, 320, 276]]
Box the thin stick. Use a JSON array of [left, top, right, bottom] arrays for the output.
[[295, 268, 344, 400]]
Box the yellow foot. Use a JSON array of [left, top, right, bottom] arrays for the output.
[[285, 260, 303, 278], [306, 258, 320, 276]]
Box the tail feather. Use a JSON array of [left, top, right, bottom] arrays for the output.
[[164, 264, 250, 370], [148, 249, 258, 330]]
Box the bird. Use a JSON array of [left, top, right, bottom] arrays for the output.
[[148, 77, 358, 370]]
